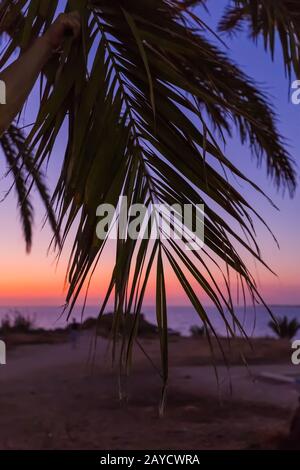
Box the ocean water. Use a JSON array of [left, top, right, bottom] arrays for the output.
[[0, 304, 299, 337]]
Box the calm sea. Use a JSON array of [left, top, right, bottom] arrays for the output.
[[0, 304, 299, 337]]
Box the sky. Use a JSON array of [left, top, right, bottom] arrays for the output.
[[0, 1, 299, 307]]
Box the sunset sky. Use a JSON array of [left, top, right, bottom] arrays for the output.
[[0, 1, 299, 307]]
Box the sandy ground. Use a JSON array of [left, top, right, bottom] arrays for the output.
[[0, 332, 299, 450]]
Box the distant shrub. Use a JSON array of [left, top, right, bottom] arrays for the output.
[[0, 310, 35, 334], [82, 313, 159, 337], [0, 315, 11, 334], [13, 312, 35, 332], [190, 325, 206, 337], [268, 316, 300, 340]]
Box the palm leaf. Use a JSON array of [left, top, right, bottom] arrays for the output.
[[219, 0, 300, 78], [0, 123, 60, 251], [0, 128, 33, 252]]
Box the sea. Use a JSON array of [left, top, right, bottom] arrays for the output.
[[0, 304, 299, 338]]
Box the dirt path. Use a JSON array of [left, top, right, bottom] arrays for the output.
[[0, 334, 298, 449]]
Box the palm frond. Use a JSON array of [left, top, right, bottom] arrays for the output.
[[0, 127, 33, 252], [219, 0, 300, 79], [7, 124, 61, 249], [0, 123, 60, 251]]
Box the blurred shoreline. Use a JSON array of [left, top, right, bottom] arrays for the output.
[[0, 304, 299, 337]]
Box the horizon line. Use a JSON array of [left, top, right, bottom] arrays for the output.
[[0, 303, 299, 309]]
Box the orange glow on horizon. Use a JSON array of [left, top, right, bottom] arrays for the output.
[[1, 258, 299, 307], [0, 199, 299, 307]]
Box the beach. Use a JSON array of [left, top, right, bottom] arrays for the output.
[[0, 331, 299, 450]]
